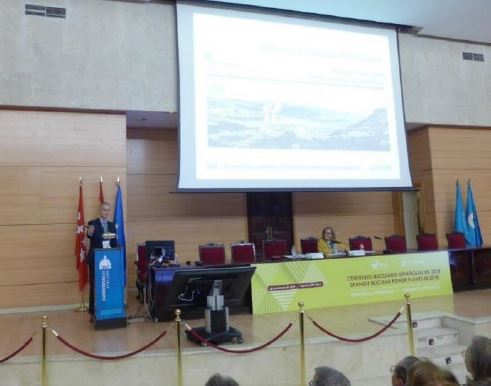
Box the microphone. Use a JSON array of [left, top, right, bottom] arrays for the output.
[[373, 236, 382, 240], [331, 240, 343, 244]]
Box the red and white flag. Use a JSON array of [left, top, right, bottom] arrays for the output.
[[99, 177, 105, 204], [75, 184, 88, 291]]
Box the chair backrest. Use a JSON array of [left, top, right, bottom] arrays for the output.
[[135, 244, 148, 280], [349, 235, 373, 251], [199, 243, 226, 265], [300, 237, 318, 254], [384, 234, 407, 253], [446, 232, 466, 249], [231, 242, 255, 264], [416, 233, 439, 251], [263, 239, 288, 260]]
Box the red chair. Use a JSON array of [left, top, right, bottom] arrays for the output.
[[300, 237, 318, 254], [199, 243, 226, 265], [263, 239, 288, 260], [231, 242, 255, 264], [384, 234, 407, 253], [349, 235, 373, 251], [416, 233, 439, 251], [446, 232, 466, 249]]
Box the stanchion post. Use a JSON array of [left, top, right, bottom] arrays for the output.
[[298, 302, 306, 386], [175, 309, 183, 386], [41, 315, 48, 386], [404, 293, 415, 355]]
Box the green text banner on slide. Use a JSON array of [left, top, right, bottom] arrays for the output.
[[251, 251, 452, 315]]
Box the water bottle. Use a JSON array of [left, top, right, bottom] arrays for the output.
[[360, 243, 365, 251]]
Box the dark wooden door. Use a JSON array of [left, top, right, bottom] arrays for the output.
[[247, 192, 293, 258]]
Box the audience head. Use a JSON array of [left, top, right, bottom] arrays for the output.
[[321, 226, 336, 242], [464, 335, 491, 384], [310, 366, 350, 386], [406, 359, 458, 386], [205, 373, 239, 386], [391, 356, 421, 386]]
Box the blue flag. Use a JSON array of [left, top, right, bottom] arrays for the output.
[[454, 180, 468, 238], [465, 181, 483, 247], [114, 184, 126, 286]]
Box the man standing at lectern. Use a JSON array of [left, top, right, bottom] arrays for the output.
[[87, 202, 118, 320]]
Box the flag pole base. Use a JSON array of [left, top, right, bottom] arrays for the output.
[[74, 291, 88, 312]]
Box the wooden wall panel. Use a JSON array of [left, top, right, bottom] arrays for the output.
[[408, 125, 491, 247], [407, 127, 437, 236], [0, 111, 126, 166], [429, 127, 491, 170], [0, 224, 77, 285], [293, 191, 393, 215], [0, 283, 82, 309], [0, 167, 125, 225], [127, 129, 177, 175], [0, 110, 126, 309], [406, 128, 432, 172], [127, 174, 245, 220]]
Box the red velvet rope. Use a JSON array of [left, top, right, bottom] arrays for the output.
[[184, 318, 295, 354], [52, 329, 167, 360], [0, 334, 35, 364], [309, 308, 403, 343]]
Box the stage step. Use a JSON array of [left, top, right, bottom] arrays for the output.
[[371, 313, 470, 384], [415, 326, 460, 349], [408, 316, 443, 330], [418, 343, 466, 366], [369, 311, 444, 330], [413, 319, 468, 384]]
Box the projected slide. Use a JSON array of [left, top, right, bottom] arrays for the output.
[[177, 2, 411, 190]]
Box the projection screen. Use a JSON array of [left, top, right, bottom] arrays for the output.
[[176, 1, 412, 191]]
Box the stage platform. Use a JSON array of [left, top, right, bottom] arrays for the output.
[[1, 289, 491, 386]]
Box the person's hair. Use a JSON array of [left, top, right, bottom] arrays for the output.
[[100, 201, 111, 208], [440, 368, 459, 384], [311, 366, 350, 386], [407, 359, 459, 386], [205, 373, 239, 386], [392, 356, 421, 385], [321, 226, 336, 241], [465, 335, 491, 383]]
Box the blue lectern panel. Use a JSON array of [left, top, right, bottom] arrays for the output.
[[95, 248, 126, 321]]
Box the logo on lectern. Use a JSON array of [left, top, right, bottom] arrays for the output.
[[99, 255, 112, 270]]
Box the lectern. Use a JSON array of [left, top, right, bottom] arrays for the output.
[[94, 247, 127, 330]]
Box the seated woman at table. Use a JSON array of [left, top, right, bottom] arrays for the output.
[[317, 226, 349, 257]]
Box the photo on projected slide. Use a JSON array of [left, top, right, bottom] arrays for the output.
[[207, 96, 389, 151]]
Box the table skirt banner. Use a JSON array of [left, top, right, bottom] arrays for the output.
[[251, 251, 452, 315]]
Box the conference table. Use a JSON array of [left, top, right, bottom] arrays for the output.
[[253, 246, 491, 292], [146, 247, 491, 320]]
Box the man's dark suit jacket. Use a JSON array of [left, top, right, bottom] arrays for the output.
[[87, 218, 118, 260]]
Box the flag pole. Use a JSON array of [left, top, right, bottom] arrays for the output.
[[115, 176, 127, 307], [74, 177, 88, 312]]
